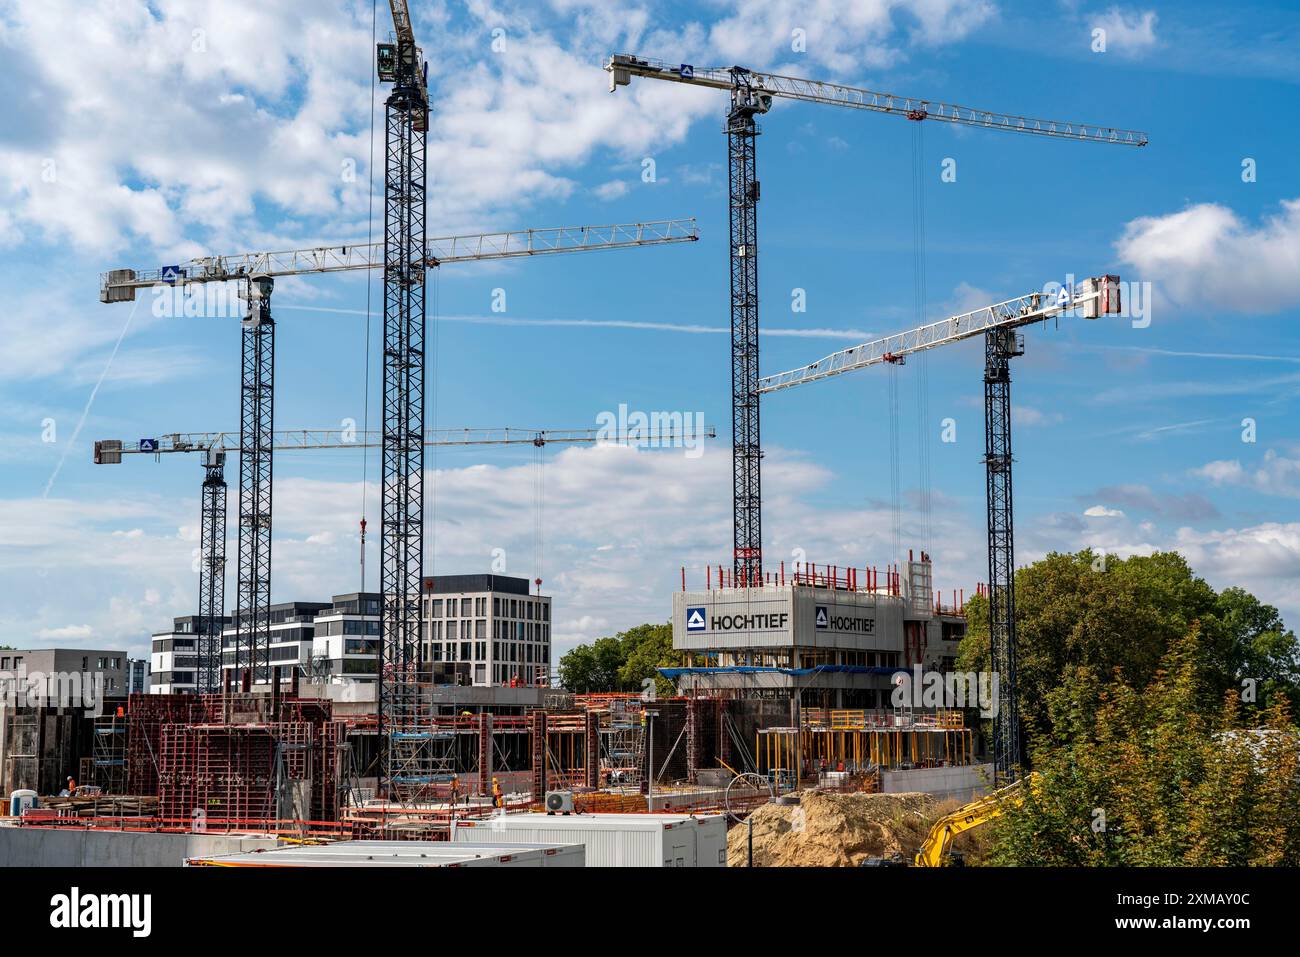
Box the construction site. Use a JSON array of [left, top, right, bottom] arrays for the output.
[[1, 2, 1163, 872]]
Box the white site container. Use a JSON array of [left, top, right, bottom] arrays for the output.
[[184, 840, 584, 868], [452, 813, 728, 867]]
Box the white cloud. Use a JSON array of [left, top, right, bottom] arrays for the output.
[[36, 624, 94, 641], [1084, 505, 1124, 518], [1116, 200, 1300, 313], [593, 179, 630, 200], [708, 0, 996, 73], [1, 441, 985, 659], [1026, 506, 1300, 626], [1193, 449, 1300, 499], [1090, 7, 1159, 57], [1013, 405, 1063, 427], [0, 0, 1008, 257]]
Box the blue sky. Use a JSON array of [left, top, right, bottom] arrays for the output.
[[3, 0, 1300, 659]]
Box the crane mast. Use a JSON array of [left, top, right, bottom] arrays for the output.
[[378, 0, 429, 803], [197, 449, 227, 695], [238, 275, 275, 683], [728, 68, 768, 587]]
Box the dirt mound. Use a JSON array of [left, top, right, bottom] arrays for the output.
[[727, 790, 938, 867]]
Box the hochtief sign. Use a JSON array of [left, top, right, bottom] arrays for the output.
[[694, 611, 790, 632], [815, 605, 875, 634]]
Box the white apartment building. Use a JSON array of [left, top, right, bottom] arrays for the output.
[[420, 574, 552, 687]]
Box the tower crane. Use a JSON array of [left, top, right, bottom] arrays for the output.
[[757, 274, 1125, 782], [98, 218, 697, 691], [606, 54, 1147, 589], [94, 423, 715, 693]]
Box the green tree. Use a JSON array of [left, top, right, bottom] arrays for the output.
[[958, 549, 1300, 748], [616, 623, 677, 698], [558, 622, 685, 695], [557, 635, 625, 693], [990, 629, 1300, 866]]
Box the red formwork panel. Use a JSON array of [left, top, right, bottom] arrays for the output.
[[127, 692, 336, 799], [155, 719, 342, 828]]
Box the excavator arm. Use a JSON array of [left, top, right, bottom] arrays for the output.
[[913, 772, 1040, 867]]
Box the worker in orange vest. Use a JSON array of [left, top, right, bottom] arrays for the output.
[[65, 776, 76, 797], [491, 777, 504, 809]]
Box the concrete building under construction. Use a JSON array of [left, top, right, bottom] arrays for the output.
[[669, 552, 967, 709]]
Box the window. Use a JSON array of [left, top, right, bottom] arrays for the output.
[[474, 641, 486, 660], [0, 658, 8, 669], [430, 643, 443, 661], [460, 598, 471, 616], [431, 599, 443, 618], [460, 642, 471, 660], [475, 620, 486, 639], [493, 597, 500, 616]]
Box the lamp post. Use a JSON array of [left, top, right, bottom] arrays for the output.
[[725, 772, 775, 867]]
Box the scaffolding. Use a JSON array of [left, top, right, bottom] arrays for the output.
[[92, 712, 128, 794], [598, 698, 644, 787], [757, 708, 974, 780]]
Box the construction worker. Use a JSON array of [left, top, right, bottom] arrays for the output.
[[65, 776, 76, 797], [491, 777, 504, 809]]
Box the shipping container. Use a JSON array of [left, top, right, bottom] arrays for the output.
[[451, 812, 727, 867], [185, 840, 584, 868]]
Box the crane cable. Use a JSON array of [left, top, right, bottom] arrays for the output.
[[360, 0, 378, 592], [533, 437, 545, 594], [911, 119, 933, 561], [888, 363, 901, 562]]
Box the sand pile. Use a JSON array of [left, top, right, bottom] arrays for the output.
[[727, 790, 938, 867]]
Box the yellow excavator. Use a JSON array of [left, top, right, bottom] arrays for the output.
[[862, 772, 1040, 867]]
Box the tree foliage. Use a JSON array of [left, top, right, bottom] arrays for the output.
[[958, 549, 1300, 745], [990, 628, 1300, 865], [557, 623, 683, 697]]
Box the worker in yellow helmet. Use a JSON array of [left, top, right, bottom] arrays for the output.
[[491, 777, 504, 809]]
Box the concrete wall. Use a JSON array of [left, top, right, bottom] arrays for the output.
[[879, 763, 993, 804], [0, 825, 276, 867]]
